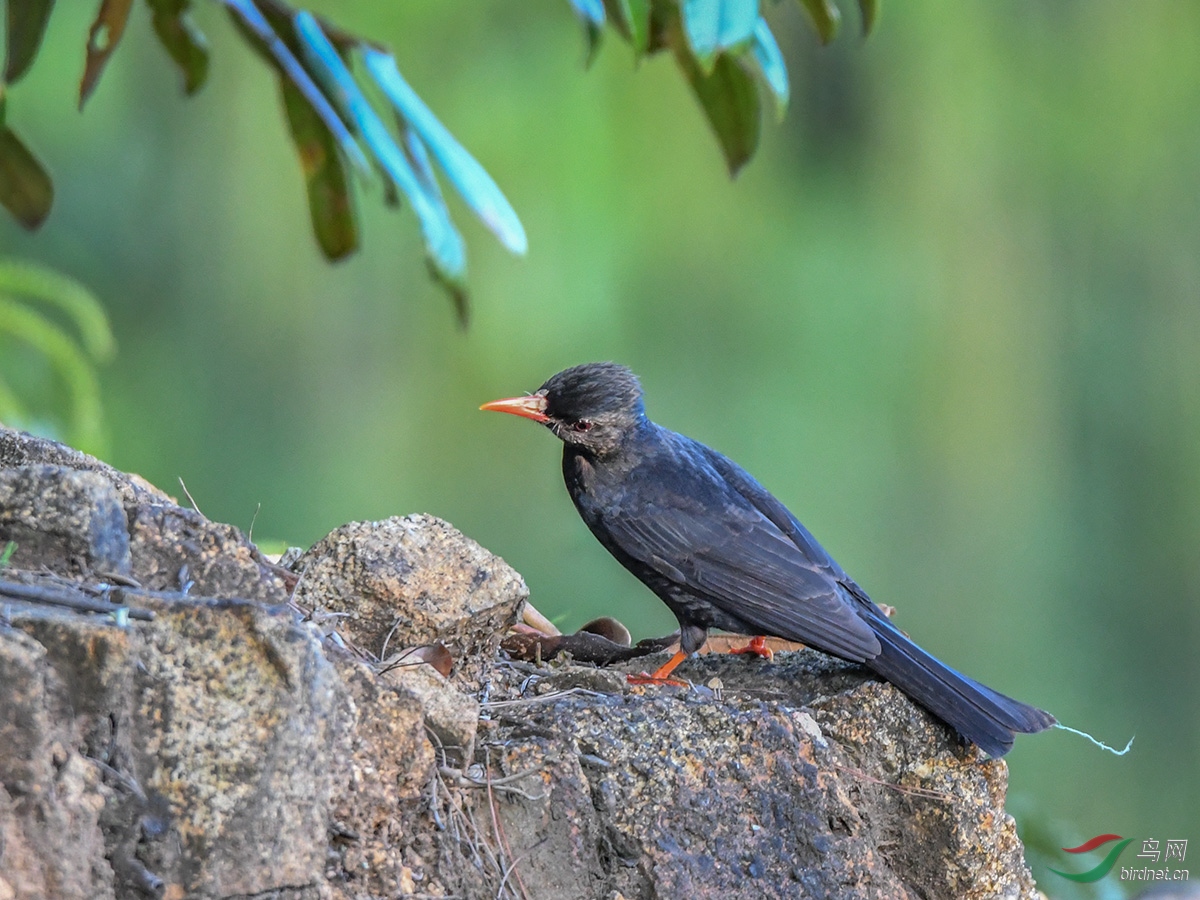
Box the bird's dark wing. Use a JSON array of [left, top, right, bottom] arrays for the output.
[[702, 447, 848, 580], [601, 454, 881, 662]]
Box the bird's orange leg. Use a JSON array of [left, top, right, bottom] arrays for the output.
[[627, 649, 689, 686], [729, 635, 774, 661]]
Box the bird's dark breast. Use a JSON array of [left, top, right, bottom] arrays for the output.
[[562, 448, 645, 572], [561, 446, 757, 647]]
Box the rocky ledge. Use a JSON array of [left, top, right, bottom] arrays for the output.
[[0, 424, 1040, 899]]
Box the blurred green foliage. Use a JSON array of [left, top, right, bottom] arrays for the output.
[[0, 257, 113, 451], [1, 2, 1197, 894]]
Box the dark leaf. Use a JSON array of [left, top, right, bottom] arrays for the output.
[[857, 0, 878, 36], [0, 124, 53, 229], [675, 47, 761, 176], [427, 257, 470, 327], [501, 628, 675, 666], [798, 0, 841, 45], [80, 0, 135, 109], [578, 616, 632, 646], [146, 0, 210, 94], [280, 77, 358, 260], [220, 0, 368, 174], [293, 13, 468, 317], [645, 2, 676, 54], [681, 0, 759, 72], [364, 49, 527, 255], [602, 0, 651, 57], [5, 0, 56, 85], [567, 0, 605, 64], [749, 17, 788, 119], [382, 642, 455, 678]]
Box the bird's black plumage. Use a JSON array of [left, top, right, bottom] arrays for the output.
[[484, 362, 1055, 757]]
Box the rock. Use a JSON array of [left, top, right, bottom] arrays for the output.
[[458, 651, 1040, 900], [292, 515, 527, 685], [0, 426, 288, 602], [0, 465, 131, 577], [127, 504, 288, 601], [0, 426, 172, 508], [382, 661, 480, 767], [0, 594, 345, 900], [324, 657, 436, 896], [0, 627, 117, 900], [0, 428, 1047, 900]]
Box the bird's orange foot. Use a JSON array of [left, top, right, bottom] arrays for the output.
[[729, 635, 774, 661], [626, 649, 689, 687]]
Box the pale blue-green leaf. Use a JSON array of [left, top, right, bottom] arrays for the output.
[[364, 50, 527, 256], [683, 0, 759, 71], [294, 12, 464, 282], [750, 18, 787, 119], [219, 0, 368, 175]]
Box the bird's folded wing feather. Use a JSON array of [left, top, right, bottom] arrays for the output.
[[604, 500, 881, 662]]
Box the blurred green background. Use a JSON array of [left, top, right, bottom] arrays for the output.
[[2, 2, 1196, 894]]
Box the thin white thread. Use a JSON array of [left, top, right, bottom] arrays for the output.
[[1053, 722, 1134, 756]]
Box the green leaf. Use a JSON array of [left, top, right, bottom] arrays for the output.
[[5, 0, 56, 85], [364, 49, 527, 256], [146, 0, 211, 94], [0, 258, 114, 360], [0, 258, 112, 452], [279, 78, 358, 260], [798, 0, 841, 45], [857, 0, 878, 36], [0, 540, 15, 568], [682, 0, 759, 72], [80, 0, 135, 109], [0, 295, 106, 451], [674, 48, 761, 177], [750, 18, 788, 120], [0, 125, 53, 229]]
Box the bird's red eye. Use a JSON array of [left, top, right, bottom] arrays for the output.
[[573, 420, 593, 432]]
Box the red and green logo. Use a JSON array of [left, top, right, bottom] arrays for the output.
[[1050, 834, 1134, 882]]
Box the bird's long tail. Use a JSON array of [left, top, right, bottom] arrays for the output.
[[859, 604, 1056, 758]]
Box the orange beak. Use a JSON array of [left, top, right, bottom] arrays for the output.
[[479, 394, 550, 423]]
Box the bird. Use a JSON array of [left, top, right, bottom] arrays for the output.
[[481, 362, 1056, 757]]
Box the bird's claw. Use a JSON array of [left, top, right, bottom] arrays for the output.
[[729, 635, 774, 661]]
